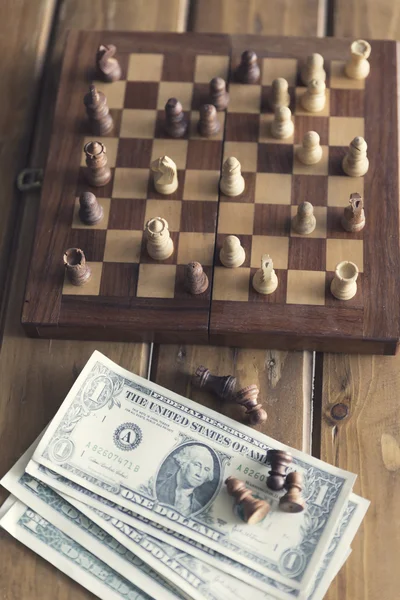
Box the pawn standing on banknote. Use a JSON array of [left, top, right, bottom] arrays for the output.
[[225, 477, 270, 524], [279, 472, 306, 513], [267, 450, 293, 491]]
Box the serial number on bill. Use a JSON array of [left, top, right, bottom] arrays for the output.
[[84, 442, 140, 471]]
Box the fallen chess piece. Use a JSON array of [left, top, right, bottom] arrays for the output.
[[209, 77, 229, 111], [96, 44, 121, 82], [252, 254, 278, 295], [151, 156, 178, 195], [225, 476, 270, 524], [145, 217, 174, 261], [185, 262, 209, 295], [342, 193, 365, 232], [279, 471, 306, 513], [84, 84, 113, 136], [83, 141, 111, 187], [235, 384, 267, 426], [330, 261, 359, 300], [192, 366, 237, 401], [63, 248, 91, 286], [342, 136, 369, 177], [235, 50, 260, 84], [266, 449, 293, 491], [345, 39, 371, 80], [301, 53, 326, 86]]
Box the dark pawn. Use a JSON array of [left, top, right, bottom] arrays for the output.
[[225, 476, 270, 524], [84, 141, 111, 187], [165, 98, 188, 138], [185, 262, 209, 295], [198, 104, 220, 137], [266, 450, 293, 491], [63, 248, 91, 286], [79, 192, 104, 226], [209, 77, 229, 111], [96, 44, 121, 82], [192, 366, 236, 401], [84, 84, 113, 136], [279, 472, 306, 513], [235, 385, 267, 426], [235, 50, 260, 84]]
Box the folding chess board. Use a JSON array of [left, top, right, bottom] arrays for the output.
[[22, 32, 400, 354]]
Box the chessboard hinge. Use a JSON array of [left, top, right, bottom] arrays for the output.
[[16, 167, 43, 191]]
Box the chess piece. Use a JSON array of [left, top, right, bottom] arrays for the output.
[[83, 141, 111, 187], [185, 262, 209, 295], [292, 201, 316, 235], [220, 157, 245, 197], [235, 385, 267, 426], [96, 44, 121, 82], [301, 79, 326, 113], [84, 84, 113, 136], [198, 104, 220, 137], [79, 192, 103, 225], [266, 449, 293, 491], [192, 366, 237, 401], [165, 98, 188, 138], [330, 261, 359, 300], [146, 217, 174, 261], [151, 156, 178, 195], [63, 248, 91, 286], [342, 137, 369, 177], [235, 50, 260, 84], [270, 106, 294, 140], [209, 77, 229, 111], [345, 39, 371, 80], [252, 254, 278, 295], [301, 53, 326, 86], [342, 193, 365, 232], [225, 477, 270, 524], [296, 131, 322, 165], [270, 78, 290, 111], [279, 472, 306, 513], [220, 235, 245, 268]]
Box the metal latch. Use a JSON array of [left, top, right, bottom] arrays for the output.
[[16, 168, 43, 191]]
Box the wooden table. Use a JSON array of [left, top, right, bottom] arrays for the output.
[[0, 1, 399, 598]]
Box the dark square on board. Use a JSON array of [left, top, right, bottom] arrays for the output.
[[294, 116, 329, 145], [225, 113, 260, 142], [100, 263, 139, 297], [288, 237, 326, 271], [253, 204, 291, 236], [186, 140, 223, 170], [161, 52, 196, 82], [326, 206, 364, 240], [249, 268, 287, 303], [328, 147, 347, 176], [116, 139, 153, 168], [291, 174, 328, 206], [257, 144, 293, 174], [329, 89, 365, 117], [66, 229, 107, 262], [108, 198, 147, 230], [180, 201, 217, 233]]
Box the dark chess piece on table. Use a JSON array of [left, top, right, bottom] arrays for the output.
[[279, 472, 306, 513], [185, 262, 209, 295], [79, 192, 103, 226], [209, 77, 229, 111], [198, 104, 220, 137], [84, 84, 113, 136], [83, 141, 111, 187], [235, 50, 260, 84], [165, 98, 188, 138], [96, 44, 121, 82], [225, 476, 270, 524], [341, 192, 365, 232], [266, 450, 293, 491], [235, 384, 267, 426], [192, 366, 237, 401], [63, 248, 91, 286]]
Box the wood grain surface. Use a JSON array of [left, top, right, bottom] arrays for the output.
[[333, 0, 400, 39]]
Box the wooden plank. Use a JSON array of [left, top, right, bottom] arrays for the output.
[[191, 0, 326, 37], [333, 0, 400, 39], [0, 2, 187, 599]]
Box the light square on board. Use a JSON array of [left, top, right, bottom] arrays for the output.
[[120, 109, 157, 138], [136, 264, 176, 298], [177, 232, 215, 266], [218, 203, 255, 235], [290, 206, 327, 239], [223, 142, 258, 172], [250, 235, 289, 269], [144, 200, 182, 232], [151, 139, 188, 169], [295, 88, 331, 117], [157, 82, 194, 110], [255, 173, 292, 205], [262, 58, 297, 86], [293, 146, 329, 176], [113, 168, 149, 199], [327, 176, 364, 207], [259, 114, 294, 144], [183, 170, 220, 201], [329, 117, 365, 146], [189, 110, 225, 141], [94, 81, 127, 109], [213, 267, 250, 302], [103, 230, 143, 263], [194, 55, 230, 83], [330, 61, 365, 90], [80, 138, 119, 168], [228, 84, 261, 113], [62, 262, 103, 296], [72, 197, 111, 230], [326, 238, 364, 272], [127, 53, 164, 81], [286, 270, 326, 305]]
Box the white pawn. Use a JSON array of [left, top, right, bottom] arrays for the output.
[[220, 157, 245, 197], [292, 201, 316, 235], [342, 137, 369, 177], [146, 217, 174, 260], [296, 131, 322, 165], [270, 78, 290, 111], [151, 156, 178, 195], [252, 255, 278, 295], [330, 261, 359, 300], [220, 235, 245, 268], [345, 39, 371, 80], [301, 53, 326, 86], [271, 106, 294, 140], [301, 79, 326, 113]]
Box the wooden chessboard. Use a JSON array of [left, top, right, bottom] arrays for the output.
[[21, 32, 400, 354]]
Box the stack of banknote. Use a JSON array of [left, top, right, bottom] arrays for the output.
[[0, 351, 369, 600]]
